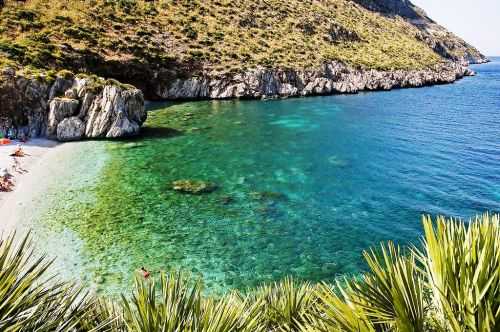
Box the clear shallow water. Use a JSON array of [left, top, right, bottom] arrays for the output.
[[34, 59, 500, 295]]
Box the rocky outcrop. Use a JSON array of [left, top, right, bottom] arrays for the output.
[[0, 68, 147, 141], [156, 61, 474, 100]]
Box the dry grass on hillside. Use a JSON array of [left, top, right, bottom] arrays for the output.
[[0, 0, 443, 74]]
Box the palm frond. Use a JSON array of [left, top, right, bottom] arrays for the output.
[[198, 292, 263, 332], [353, 242, 426, 331], [249, 277, 319, 331], [0, 232, 101, 331], [305, 282, 376, 332], [420, 213, 500, 332]]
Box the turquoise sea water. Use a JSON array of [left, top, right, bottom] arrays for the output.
[[33, 58, 500, 295]]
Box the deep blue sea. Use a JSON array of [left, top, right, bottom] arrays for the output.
[[33, 58, 500, 294]]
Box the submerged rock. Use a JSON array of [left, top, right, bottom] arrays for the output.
[[250, 191, 287, 201], [328, 155, 349, 168], [219, 196, 235, 205], [172, 180, 218, 194]]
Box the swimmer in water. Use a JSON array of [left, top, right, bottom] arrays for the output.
[[140, 267, 151, 279]]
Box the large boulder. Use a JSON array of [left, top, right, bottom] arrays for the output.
[[57, 117, 85, 141], [47, 98, 80, 138]]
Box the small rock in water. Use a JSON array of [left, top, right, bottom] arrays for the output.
[[189, 126, 212, 132], [122, 142, 146, 149], [171, 179, 218, 194], [328, 155, 349, 167], [219, 196, 235, 205], [250, 191, 287, 201]]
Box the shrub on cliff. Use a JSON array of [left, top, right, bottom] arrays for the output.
[[0, 0, 444, 76]]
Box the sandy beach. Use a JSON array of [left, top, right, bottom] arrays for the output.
[[0, 137, 107, 235], [0, 139, 63, 232]]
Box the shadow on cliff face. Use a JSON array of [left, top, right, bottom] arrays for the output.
[[71, 53, 199, 101]]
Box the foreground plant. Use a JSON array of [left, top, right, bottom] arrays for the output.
[[0, 213, 499, 331], [0, 233, 105, 331], [421, 214, 500, 332], [304, 213, 500, 332], [249, 277, 320, 331], [307, 243, 426, 332], [122, 272, 262, 332]]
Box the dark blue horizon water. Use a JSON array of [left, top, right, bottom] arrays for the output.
[[33, 58, 500, 295]]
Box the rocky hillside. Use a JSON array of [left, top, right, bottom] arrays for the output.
[[352, 0, 487, 64], [0, 0, 487, 140], [1, 1, 486, 96]]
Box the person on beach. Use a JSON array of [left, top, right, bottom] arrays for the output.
[[10, 145, 25, 157], [140, 267, 151, 279], [0, 168, 14, 192]]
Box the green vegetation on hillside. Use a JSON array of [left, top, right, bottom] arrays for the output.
[[1, 213, 499, 331], [0, 0, 443, 77]]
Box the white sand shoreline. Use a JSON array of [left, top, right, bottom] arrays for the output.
[[0, 138, 108, 288], [0, 139, 67, 232], [0, 138, 108, 235]]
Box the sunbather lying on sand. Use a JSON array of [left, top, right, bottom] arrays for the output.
[[10, 145, 26, 157], [0, 168, 14, 192]]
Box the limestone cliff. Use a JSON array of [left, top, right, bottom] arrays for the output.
[[156, 61, 473, 100], [0, 68, 146, 141]]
